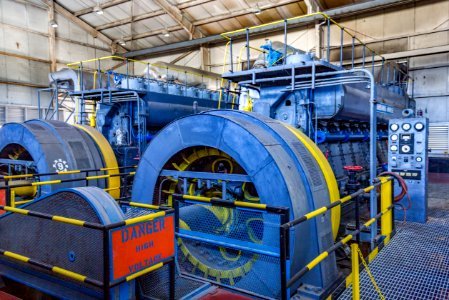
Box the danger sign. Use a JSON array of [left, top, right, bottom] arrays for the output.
[[110, 215, 175, 281]]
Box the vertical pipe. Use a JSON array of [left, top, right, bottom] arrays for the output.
[[393, 67, 396, 85], [380, 59, 385, 85], [386, 63, 390, 85], [246, 28, 250, 70], [340, 28, 344, 67], [55, 85, 59, 121], [371, 52, 375, 76], [362, 45, 365, 69], [351, 243, 360, 300], [98, 59, 102, 89], [230, 38, 234, 72], [126, 59, 129, 89], [351, 37, 355, 69], [38, 91, 41, 119], [368, 69, 377, 249], [326, 18, 330, 62], [284, 19, 288, 65], [79, 63, 84, 125]]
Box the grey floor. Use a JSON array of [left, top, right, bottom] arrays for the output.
[[338, 182, 449, 299]]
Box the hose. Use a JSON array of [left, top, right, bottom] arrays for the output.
[[378, 171, 411, 222]]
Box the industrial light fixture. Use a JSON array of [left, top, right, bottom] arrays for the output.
[[118, 38, 126, 46], [162, 29, 170, 38], [93, 4, 104, 15], [254, 4, 262, 15], [49, 19, 58, 28]]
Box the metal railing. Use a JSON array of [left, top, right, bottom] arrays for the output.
[[220, 12, 412, 86], [66, 56, 223, 96], [279, 176, 394, 299], [0, 165, 137, 206], [0, 200, 176, 299], [173, 193, 289, 299]]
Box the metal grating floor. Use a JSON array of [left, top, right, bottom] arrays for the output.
[[339, 208, 449, 299]]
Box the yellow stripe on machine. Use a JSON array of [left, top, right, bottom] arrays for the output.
[[52, 266, 87, 282], [126, 262, 164, 281], [32, 180, 61, 186], [4, 251, 30, 263], [284, 125, 340, 240], [182, 195, 212, 203], [58, 170, 81, 175], [3, 174, 34, 179], [74, 124, 121, 199], [3, 206, 29, 215], [305, 207, 328, 220], [52, 216, 86, 227], [234, 201, 267, 210], [306, 252, 329, 270], [125, 211, 165, 225]]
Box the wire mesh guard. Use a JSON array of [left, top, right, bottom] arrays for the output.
[[339, 208, 449, 299], [176, 201, 283, 299], [138, 263, 208, 299]]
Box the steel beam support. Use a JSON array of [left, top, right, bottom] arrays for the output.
[[124, 0, 418, 58], [153, 0, 204, 39]]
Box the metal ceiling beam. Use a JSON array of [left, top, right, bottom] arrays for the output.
[[117, 0, 304, 42], [96, 10, 165, 31], [95, 0, 214, 31], [75, 0, 213, 18], [74, 0, 129, 17], [153, 0, 204, 39], [43, 0, 127, 53], [124, 0, 420, 58], [304, 0, 324, 13], [123, 25, 181, 41], [192, 0, 302, 26]]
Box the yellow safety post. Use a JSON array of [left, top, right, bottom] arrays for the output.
[[351, 243, 360, 300], [380, 177, 393, 236], [10, 191, 15, 208]]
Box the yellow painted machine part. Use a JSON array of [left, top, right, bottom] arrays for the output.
[[284, 125, 340, 240], [3, 181, 37, 198], [73, 124, 121, 199]]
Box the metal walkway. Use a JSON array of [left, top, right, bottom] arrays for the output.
[[339, 208, 449, 299]]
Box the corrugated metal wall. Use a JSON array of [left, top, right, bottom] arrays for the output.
[[0, 0, 111, 123]]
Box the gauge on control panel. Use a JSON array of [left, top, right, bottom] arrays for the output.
[[390, 123, 399, 132], [415, 122, 425, 131], [391, 134, 398, 141], [402, 123, 411, 131], [401, 145, 411, 153], [416, 157, 423, 162], [390, 145, 398, 151]]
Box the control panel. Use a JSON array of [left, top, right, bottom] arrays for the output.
[[388, 118, 428, 223]]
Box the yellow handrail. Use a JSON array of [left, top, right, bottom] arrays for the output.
[[67, 55, 221, 82], [220, 11, 409, 77]]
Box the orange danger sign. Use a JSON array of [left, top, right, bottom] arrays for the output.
[[110, 215, 175, 281]]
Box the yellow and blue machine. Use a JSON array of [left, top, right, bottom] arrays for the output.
[[0, 13, 421, 300]]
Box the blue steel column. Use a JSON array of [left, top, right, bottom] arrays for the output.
[[367, 68, 377, 249], [246, 29, 250, 70]]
